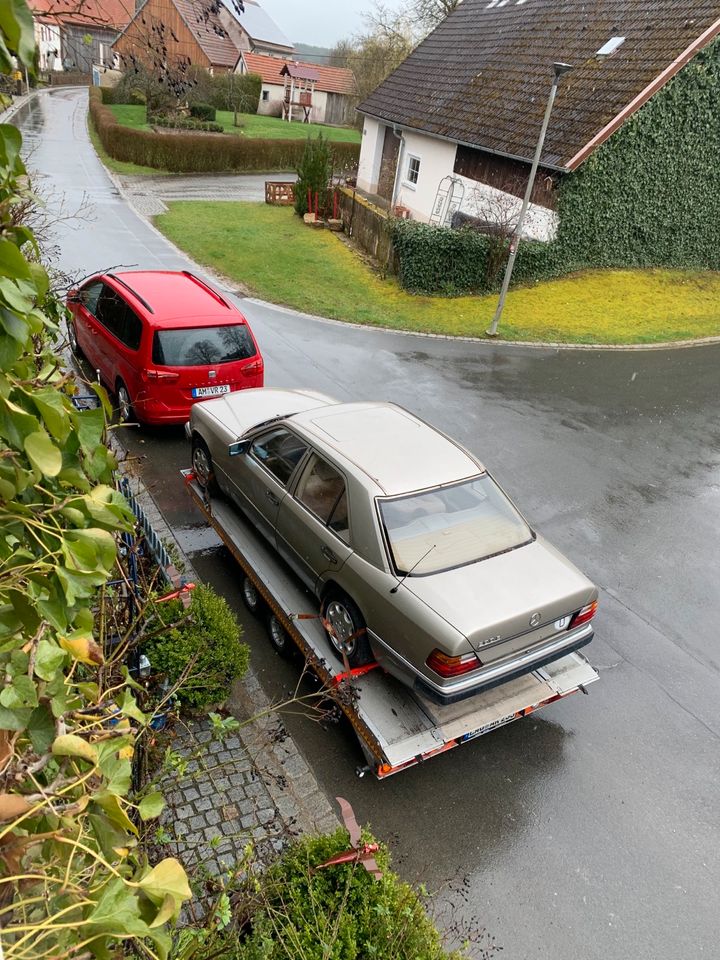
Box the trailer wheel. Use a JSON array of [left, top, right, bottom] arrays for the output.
[[322, 592, 372, 667], [242, 576, 263, 618], [267, 613, 294, 659], [191, 436, 217, 493]]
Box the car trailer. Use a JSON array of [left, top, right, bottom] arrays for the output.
[[182, 470, 599, 779]]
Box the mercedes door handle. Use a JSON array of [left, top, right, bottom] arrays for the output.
[[321, 546, 338, 564], [265, 490, 279, 506]]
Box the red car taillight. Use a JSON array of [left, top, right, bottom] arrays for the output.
[[242, 358, 263, 376], [143, 369, 180, 381], [426, 648, 483, 678], [568, 600, 598, 630]]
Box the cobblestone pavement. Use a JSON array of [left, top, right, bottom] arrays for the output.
[[118, 172, 298, 217], [115, 460, 339, 879]]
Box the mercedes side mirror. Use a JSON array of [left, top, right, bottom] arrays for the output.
[[228, 440, 250, 457]]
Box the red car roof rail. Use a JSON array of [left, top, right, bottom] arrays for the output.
[[181, 271, 231, 309], [107, 273, 155, 314]]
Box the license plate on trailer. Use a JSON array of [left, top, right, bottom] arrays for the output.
[[192, 385, 231, 398]]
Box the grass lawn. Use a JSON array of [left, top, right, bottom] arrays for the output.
[[154, 202, 720, 345], [108, 104, 361, 143]]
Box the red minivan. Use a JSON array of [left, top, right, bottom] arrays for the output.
[[67, 270, 264, 425]]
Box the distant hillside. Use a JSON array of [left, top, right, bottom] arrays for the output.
[[294, 43, 332, 65]]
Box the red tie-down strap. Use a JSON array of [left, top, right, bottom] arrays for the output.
[[287, 612, 381, 685], [156, 582, 196, 603]]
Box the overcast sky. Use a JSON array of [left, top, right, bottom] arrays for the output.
[[259, 0, 406, 49]]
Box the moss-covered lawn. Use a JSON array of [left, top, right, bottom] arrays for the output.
[[154, 202, 720, 344], [108, 104, 361, 143]]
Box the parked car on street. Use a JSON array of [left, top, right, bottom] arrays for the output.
[[67, 270, 264, 425], [187, 389, 598, 704]]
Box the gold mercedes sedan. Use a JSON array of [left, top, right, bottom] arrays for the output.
[[188, 389, 598, 704]]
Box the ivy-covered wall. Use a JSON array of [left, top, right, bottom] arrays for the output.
[[390, 37, 720, 294], [554, 36, 720, 272]]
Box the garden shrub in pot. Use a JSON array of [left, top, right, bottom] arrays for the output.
[[144, 583, 249, 709]]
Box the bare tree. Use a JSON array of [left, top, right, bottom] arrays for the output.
[[411, 0, 463, 32]]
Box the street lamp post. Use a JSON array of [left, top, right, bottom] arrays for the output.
[[486, 61, 572, 337]]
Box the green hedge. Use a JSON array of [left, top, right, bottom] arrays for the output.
[[189, 102, 216, 122], [149, 114, 224, 133], [89, 88, 360, 174], [390, 220, 496, 295]]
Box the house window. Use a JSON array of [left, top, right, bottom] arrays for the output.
[[262, 90, 269, 101], [406, 155, 421, 186]]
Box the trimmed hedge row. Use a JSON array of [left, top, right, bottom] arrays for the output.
[[149, 114, 224, 133], [89, 88, 360, 174]]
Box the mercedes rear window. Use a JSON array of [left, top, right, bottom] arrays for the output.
[[379, 475, 532, 575], [152, 324, 255, 367]]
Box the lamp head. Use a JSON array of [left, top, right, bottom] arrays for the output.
[[553, 62, 573, 78]]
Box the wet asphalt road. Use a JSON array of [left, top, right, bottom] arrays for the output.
[[19, 87, 720, 959]]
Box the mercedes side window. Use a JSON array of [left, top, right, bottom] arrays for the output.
[[250, 428, 308, 486], [296, 455, 349, 541], [79, 280, 103, 315]]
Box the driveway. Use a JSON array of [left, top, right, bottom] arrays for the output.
[[18, 86, 720, 960], [118, 171, 298, 216]]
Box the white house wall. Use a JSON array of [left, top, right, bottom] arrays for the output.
[[35, 21, 62, 71], [357, 116, 384, 194], [358, 123, 558, 241], [256, 81, 330, 124]]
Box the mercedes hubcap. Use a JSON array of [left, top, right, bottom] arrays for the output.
[[270, 617, 286, 650], [325, 601, 356, 655]]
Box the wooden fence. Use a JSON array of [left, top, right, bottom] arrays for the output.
[[337, 188, 396, 274]]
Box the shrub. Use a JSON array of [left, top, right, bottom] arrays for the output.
[[295, 134, 332, 217], [238, 829, 462, 959], [150, 114, 224, 133], [89, 88, 359, 173], [189, 101, 216, 122], [390, 219, 496, 295], [144, 583, 249, 709]]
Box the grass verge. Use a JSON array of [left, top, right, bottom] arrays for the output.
[[108, 104, 361, 143], [154, 202, 720, 344], [87, 115, 170, 177]]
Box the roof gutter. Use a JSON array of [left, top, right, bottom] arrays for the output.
[[358, 110, 570, 173], [566, 16, 720, 170]]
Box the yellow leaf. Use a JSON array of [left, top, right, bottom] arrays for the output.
[[59, 632, 104, 665], [149, 894, 177, 929], [0, 793, 34, 823], [138, 858, 191, 907], [51, 734, 98, 764], [118, 744, 135, 761]]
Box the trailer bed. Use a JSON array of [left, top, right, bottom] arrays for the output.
[[182, 471, 599, 778]]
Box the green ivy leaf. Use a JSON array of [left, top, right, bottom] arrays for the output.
[[34, 639, 67, 681], [138, 792, 165, 822], [0, 674, 38, 709], [24, 429, 62, 477], [27, 704, 55, 754]]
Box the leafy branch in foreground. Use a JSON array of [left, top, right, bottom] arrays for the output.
[[0, 4, 191, 957]]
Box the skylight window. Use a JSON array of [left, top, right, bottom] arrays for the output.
[[596, 36, 626, 58]]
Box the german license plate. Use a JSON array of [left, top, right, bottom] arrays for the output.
[[192, 385, 231, 398]]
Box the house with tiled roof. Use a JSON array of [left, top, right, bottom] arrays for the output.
[[356, 0, 720, 246], [114, 0, 292, 74], [238, 52, 356, 125], [30, 0, 132, 73]]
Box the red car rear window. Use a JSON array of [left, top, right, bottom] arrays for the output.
[[152, 324, 256, 367]]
